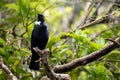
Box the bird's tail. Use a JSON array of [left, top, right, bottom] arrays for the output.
[[29, 50, 40, 70]]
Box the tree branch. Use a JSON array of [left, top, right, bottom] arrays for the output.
[[87, 0, 103, 22], [33, 47, 70, 80], [75, 1, 95, 28], [0, 56, 18, 80], [53, 37, 120, 73]]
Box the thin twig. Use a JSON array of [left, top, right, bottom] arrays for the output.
[[106, 38, 120, 46], [76, 1, 95, 28], [0, 28, 7, 32], [26, 7, 30, 26], [88, 0, 103, 22], [20, 7, 25, 27], [40, 4, 55, 14]]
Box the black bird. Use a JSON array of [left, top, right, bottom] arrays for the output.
[[29, 14, 49, 70]]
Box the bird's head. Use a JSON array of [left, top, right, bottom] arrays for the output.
[[38, 14, 44, 22]]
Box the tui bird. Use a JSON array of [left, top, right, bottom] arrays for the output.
[[29, 14, 49, 70]]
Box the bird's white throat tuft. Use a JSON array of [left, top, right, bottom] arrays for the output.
[[35, 21, 41, 25]]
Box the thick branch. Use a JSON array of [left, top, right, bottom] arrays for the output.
[[0, 56, 18, 80], [53, 37, 120, 73], [33, 47, 70, 80]]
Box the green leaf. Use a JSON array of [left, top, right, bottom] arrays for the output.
[[30, 1, 37, 8], [13, 60, 20, 72], [70, 69, 79, 80], [0, 38, 5, 45], [91, 42, 101, 49], [0, 0, 4, 8], [0, 48, 6, 56], [110, 50, 120, 54], [5, 3, 18, 11], [47, 35, 61, 48], [96, 37, 105, 46]]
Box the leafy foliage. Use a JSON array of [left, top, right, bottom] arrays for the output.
[[0, 0, 120, 80]]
